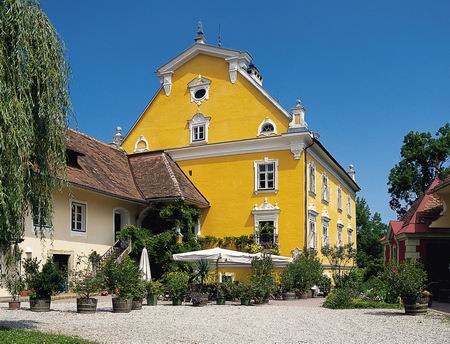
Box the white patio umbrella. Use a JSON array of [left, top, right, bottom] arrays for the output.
[[139, 247, 152, 281]]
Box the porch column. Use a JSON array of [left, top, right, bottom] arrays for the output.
[[405, 239, 421, 261]]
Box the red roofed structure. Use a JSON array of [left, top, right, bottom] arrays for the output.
[[382, 177, 450, 297]]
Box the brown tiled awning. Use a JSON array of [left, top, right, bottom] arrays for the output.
[[66, 129, 209, 207]]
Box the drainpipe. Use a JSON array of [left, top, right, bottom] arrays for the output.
[[303, 137, 316, 252]]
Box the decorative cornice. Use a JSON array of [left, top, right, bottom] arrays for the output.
[[167, 132, 312, 161]]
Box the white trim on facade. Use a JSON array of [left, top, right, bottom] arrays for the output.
[[252, 198, 280, 244], [167, 131, 312, 162], [188, 113, 210, 144]]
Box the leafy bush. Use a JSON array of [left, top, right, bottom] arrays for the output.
[[193, 259, 210, 290], [70, 256, 102, 299], [250, 254, 275, 303], [351, 298, 399, 309], [146, 280, 164, 295], [216, 280, 234, 299], [23, 257, 40, 289], [381, 261, 427, 300], [323, 288, 353, 309], [280, 267, 294, 293], [101, 256, 142, 299], [318, 275, 331, 295], [164, 271, 190, 300], [27, 260, 65, 299], [321, 244, 356, 288], [237, 280, 253, 300], [285, 250, 323, 293]]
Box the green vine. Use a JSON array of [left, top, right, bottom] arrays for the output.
[[0, 0, 69, 251]]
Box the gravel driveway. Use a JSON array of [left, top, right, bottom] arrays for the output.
[[0, 296, 449, 344]]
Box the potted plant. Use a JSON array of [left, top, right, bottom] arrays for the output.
[[249, 255, 275, 304], [280, 268, 295, 300], [2, 267, 25, 310], [146, 280, 163, 306], [216, 281, 232, 305], [238, 281, 253, 306], [27, 260, 65, 312], [131, 280, 146, 310], [383, 261, 428, 315], [164, 271, 189, 306], [70, 256, 102, 314], [101, 256, 140, 313], [191, 259, 210, 306]]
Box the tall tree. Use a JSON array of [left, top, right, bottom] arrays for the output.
[[0, 0, 69, 251], [356, 197, 387, 279], [388, 124, 450, 217]]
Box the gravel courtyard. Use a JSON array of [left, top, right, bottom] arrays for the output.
[[0, 296, 449, 344]]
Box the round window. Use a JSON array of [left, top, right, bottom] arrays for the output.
[[194, 88, 206, 100]]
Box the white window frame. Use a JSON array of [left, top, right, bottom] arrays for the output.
[[188, 113, 210, 144], [308, 212, 318, 249], [337, 185, 342, 211], [347, 194, 352, 217], [32, 209, 52, 231], [257, 118, 277, 136], [309, 162, 316, 195], [347, 227, 353, 246], [191, 123, 206, 142], [337, 224, 344, 247], [322, 173, 329, 202], [70, 200, 87, 236], [254, 158, 278, 193], [322, 218, 329, 248]]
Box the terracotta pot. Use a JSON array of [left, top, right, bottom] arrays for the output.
[[77, 298, 98, 314], [8, 301, 21, 310]]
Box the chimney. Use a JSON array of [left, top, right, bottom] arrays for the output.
[[348, 164, 356, 181], [247, 63, 263, 86], [112, 126, 123, 147]]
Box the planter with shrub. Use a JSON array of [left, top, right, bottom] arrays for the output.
[[25, 259, 65, 312], [71, 256, 102, 314], [165, 271, 189, 306], [249, 254, 275, 304], [382, 261, 427, 315], [216, 281, 232, 305], [146, 280, 163, 306], [131, 280, 146, 310], [280, 268, 295, 300], [191, 259, 210, 306], [1, 262, 25, 310], [101, 256, 141, 313], [238, 281, 253, 306]]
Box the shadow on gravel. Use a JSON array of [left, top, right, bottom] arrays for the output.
[[362, 311, 406, 317], [0, 320, 40, 330]]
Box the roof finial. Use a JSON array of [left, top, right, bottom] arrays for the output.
[[194, 20, 206, 44], [217, 24, 222, 47]]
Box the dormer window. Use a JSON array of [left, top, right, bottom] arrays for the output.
[[188, 113, 210, 144], [66, 149, 83, 169], [257, 118, 277, 136]]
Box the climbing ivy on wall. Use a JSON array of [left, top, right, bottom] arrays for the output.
[[0, 0, 70, 251]]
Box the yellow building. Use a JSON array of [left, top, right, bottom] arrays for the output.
[[122, 25, 360, 265]]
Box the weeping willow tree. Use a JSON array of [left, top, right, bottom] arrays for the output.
[[0, 0, 69, 253]]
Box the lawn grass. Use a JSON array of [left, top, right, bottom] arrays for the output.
[[0, 327, 95, 344]]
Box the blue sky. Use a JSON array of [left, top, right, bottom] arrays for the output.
[[41, 0, 450, 222]]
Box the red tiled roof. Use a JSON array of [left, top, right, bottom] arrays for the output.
[[389, 178, 444, 236], [66, 129, 209, 207]]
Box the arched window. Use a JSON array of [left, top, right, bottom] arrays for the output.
[[257, 118, 277, 136]]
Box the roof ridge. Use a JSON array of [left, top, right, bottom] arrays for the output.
[[68, 128, 125, 154], [161, 153, 183, 197]]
